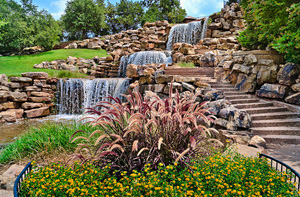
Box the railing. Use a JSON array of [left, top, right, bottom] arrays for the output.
[[259, 153, 300, 190], [13, 162, 32, 197]]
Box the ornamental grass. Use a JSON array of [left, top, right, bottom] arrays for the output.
[[20, 153, 300, 197]]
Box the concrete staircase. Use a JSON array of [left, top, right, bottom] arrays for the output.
[[165, 68, 300, 145]]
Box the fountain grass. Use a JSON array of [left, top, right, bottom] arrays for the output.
[[0, 49, 108, 77], [178, 62, 195, 68], [0, 122, 97, 165]]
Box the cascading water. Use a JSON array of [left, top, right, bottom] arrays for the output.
[[166, 17, 210, 51], [118, 51, 172, 78], [58, 78, 130, 114]]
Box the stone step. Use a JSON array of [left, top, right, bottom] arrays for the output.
[[229, 99, 260, 104], [223, 91, 246, 96], [252, 127, 300, 136], [234, 102, 273, 109], [225, 95, 253, 100], [216, 88, 238, 91], [211, 84, 235, 88], [251, 112, 300, 121], [252, 118, 300, 127], [260, 135, 300, 145], [165, 67, 214, 76], [244, 107, 288, 114]]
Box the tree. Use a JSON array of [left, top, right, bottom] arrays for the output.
[[61, 0, 106, 40], [141, 0, 186, 23]]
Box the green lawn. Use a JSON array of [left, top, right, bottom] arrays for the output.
[[0, 49, 108, 77]]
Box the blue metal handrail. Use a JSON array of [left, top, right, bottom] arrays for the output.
[[259, 153, 300, 190], [13, 162, 32, 197]]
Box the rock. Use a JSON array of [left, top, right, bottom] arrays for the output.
[[244, 54, 257, 65], [0, 164, 24, 190], [28, 97, 51, 103], [209, 22, 223, 30], [126, 64, 139, 78], [215, 118, 229, 128], [285, 92, 300, 105], [69, 42, 78, 49], [31, 92, 52, 97], [291, 83, 300, 92], [0, 91, 10, 102], [236, 74, 257, 93], [25, 107, 50, 118], [257, 59, 274, 66], [223, 61, 234, 70], [219, 106, 237, 119], [203, 89, 224, 101], [0, 74, 8, 84], [194, 81, 211, 88], [140, 84, 165, 93], [8, 92, 27, 102], [155, 75, 174, 84], [277, 63, 300, 86], [67, 56, 78, 65], [256, 83, 287, 99], [256, 65, 278, 85], [182, 82, 195, 91], [9, 77, 32, 83], [232, 64, 250, 74], [174, 76, 196, 83], [2, 102, 18, 109], [22, 72, 48, 79], [205, 99, 230, 115], [228, 109, 252, 129], [6, 109, 24, 119], [21, 102, 44, 110], [0, 86, 9, 91], [248, 135, 267, 148], [139, 75, 152, 85], [0, 111, 16, 122]]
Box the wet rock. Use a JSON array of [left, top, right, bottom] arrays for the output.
[[0, 111, 16, 122], [25, 107, 50, 118], [248, 135, 266, 148], [285, 92, 300, 105], [21, 102, 44, 110], [236, 74, 257, 93], [256, 83, 287, 99], [22, 72, 49, 79], [9, 77, 32, 83], [277, 63, 300, 86], [8, 92, 27, 102]]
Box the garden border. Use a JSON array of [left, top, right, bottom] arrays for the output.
[[259, 153, 300, 190]]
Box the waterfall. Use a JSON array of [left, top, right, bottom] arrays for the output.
[[118, 51, 172, 78], [166, 17, 210, 51], [58, 78, 130, 115]]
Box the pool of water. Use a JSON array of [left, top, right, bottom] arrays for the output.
[[0, 115, 83, 146]]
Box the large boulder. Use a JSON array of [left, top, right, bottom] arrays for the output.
[[126, 64, 139, 78], [256, 65, 278, 85], [228, 109, 252, 129], [236, 74, 257, 93], [0, 74, 8, 84], [22, 72, 49, 79], [0, 111, 16, 122], [285, 92, 300, 105], [0, 91, 10, 102], [205, 99, 230, 115], [277, 63, 300, 86], [8, 92, 27, 102], [25, 107, 50, 118], [256, 83, 287, 99]]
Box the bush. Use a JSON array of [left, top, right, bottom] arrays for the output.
[[70, 88, 220, 172], [20, 154, 300, 196]]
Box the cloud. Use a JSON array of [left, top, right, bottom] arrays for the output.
[[180, 0, 224, 18], [50, 0, 68, 20]]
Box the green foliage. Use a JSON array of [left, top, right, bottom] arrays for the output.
[[20, 154, 300, 196], [141, 0, 186, 23], [0, 49, 107, 77], [61, 0, 106, 40], [0, 123, 95, 164], [238, 0, 300, 63], [178, 62, 195, 68], [0, 0, 61, 53], [71, 88, 219, 172]]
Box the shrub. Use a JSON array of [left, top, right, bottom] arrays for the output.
[[20, 154, 300, 196], [70, 88, 220, 172]]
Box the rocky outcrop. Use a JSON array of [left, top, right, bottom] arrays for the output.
[[0, 72, 56, 123]]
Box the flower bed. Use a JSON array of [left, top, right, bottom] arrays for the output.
[[20, 154, 300, 197]]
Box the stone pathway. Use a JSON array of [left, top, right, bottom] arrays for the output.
[[0, 190, 13, 197]]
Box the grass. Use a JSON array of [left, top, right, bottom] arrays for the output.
[[177, 62, 195, 68], [0, 122, 95, 165], [0, 49, 108, 77]]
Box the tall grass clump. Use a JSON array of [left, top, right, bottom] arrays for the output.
[[71, 87, 221, 172], [0, 123, 95, 164], [178, 62, 195, 68]]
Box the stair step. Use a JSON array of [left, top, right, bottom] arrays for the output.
[[244, 107, 288, 114], [210, 84, 235, 88], [217, 88, 238, 91], [260, 135, 300, 145], [223, 91, 246, 96], [252, 127, 300, 135], [234, 102, 273, 109], [225, 95, 253, 100], [230, 99, 260, 104], [252, 118, 300, 127], [251, 112, 300, 121]]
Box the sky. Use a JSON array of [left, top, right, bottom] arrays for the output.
[[15, 0, 225, 20]]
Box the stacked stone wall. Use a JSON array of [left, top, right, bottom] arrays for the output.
[[0, 72, 57, 123]]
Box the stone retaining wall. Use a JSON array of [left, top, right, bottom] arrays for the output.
[[0, 72, 57, 123]]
